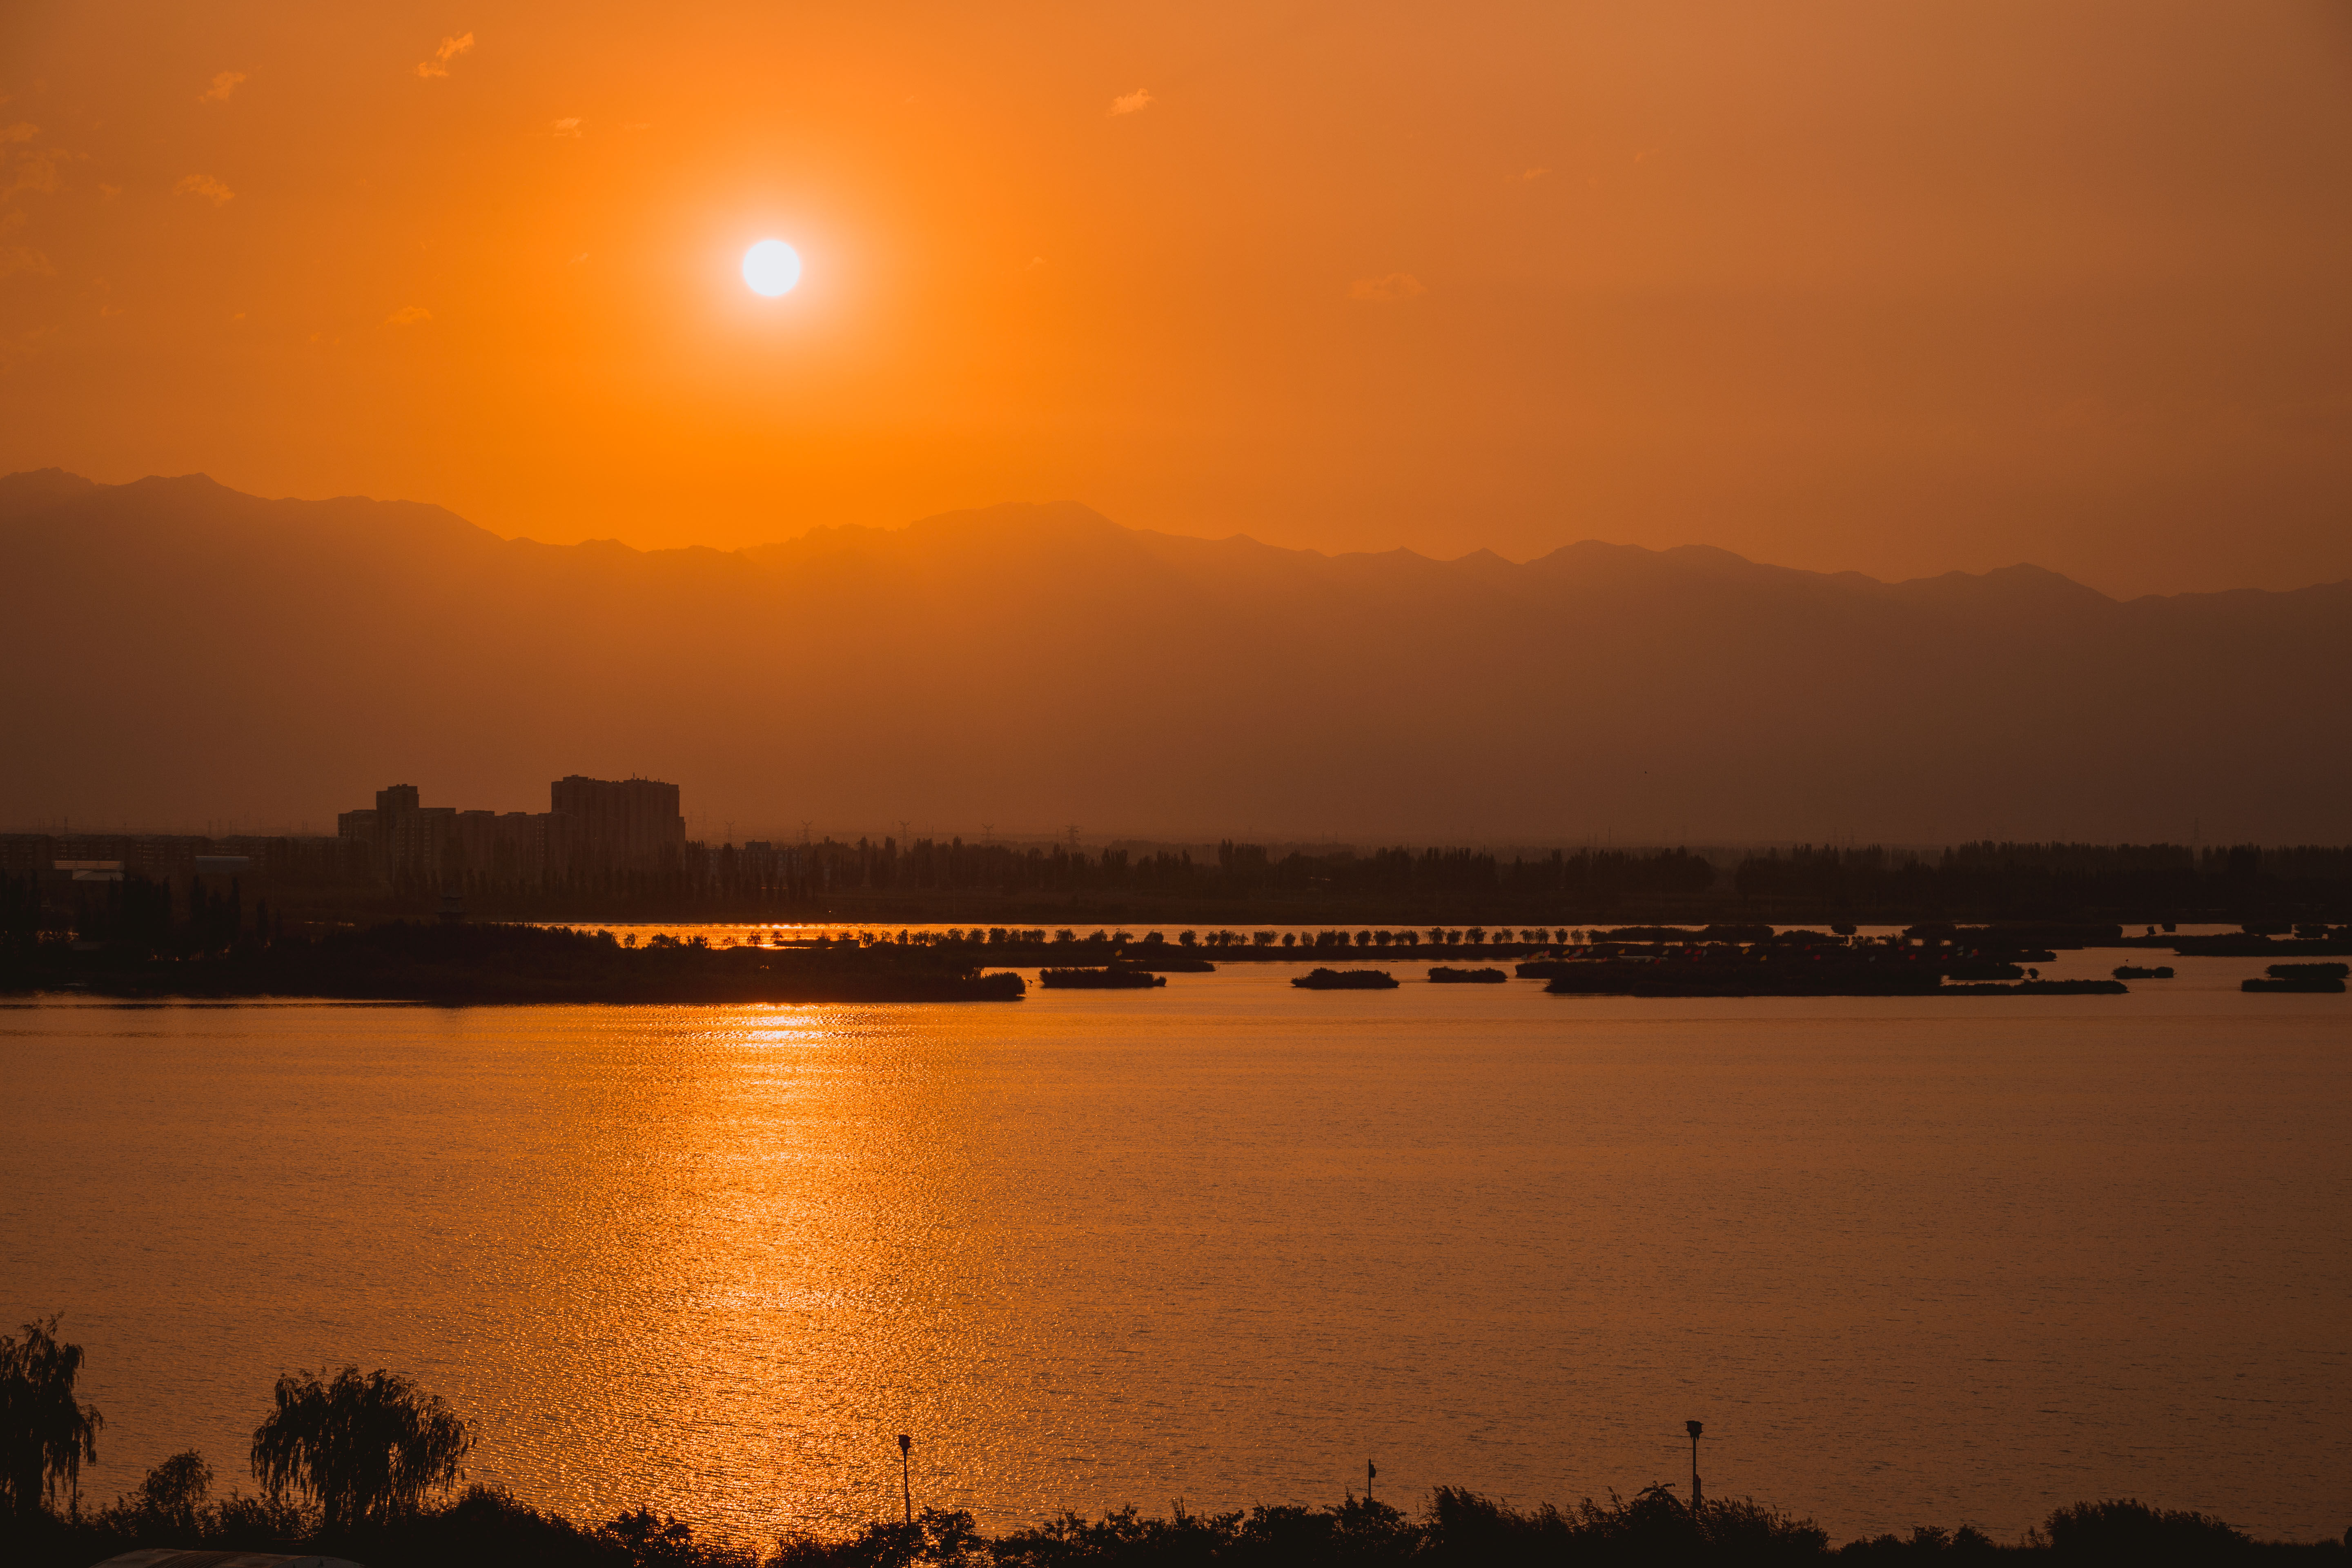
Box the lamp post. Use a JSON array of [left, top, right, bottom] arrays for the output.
[[898, 1433, 912, 1526], [1686, 1420, 1703, 1512]]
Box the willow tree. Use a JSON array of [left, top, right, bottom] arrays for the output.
[[249, 1367, 473, 1535], [0, 1314, 105, 1522]]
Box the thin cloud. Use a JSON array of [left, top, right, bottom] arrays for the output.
[[200, 71, 247, 103], [4, 126, 76, 200], [10, 151, 69, 196], [1350, 273, 1425, 302], [174, 173, 235, 205], [1520, 166, 1549, 181], [550, 117, 582, 137], [1108, 87, 1153, 116], [0, 211, 51, 281], [417, 33, 475, 80], [385, 305, 431, 327]]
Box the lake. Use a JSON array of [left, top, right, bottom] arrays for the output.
[[2, 941, 2345, 1547]]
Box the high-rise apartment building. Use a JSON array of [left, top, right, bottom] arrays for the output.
[[337, 783, 458, 885], [337, 775, 684, 885], [549, 775, 686, 874]]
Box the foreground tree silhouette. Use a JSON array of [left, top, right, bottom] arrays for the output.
[[249, 1366, 474, 1535], [0, 1314, 104, 1522]]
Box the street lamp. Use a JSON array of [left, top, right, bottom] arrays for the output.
[[1686, 1420, 1703, 1511], [898, 1433, 912, 1526]]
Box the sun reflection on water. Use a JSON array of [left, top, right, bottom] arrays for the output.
[[2, 973, 2346, 1548]]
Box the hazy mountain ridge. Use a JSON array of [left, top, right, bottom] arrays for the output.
[[3, 472, 2345, 842]]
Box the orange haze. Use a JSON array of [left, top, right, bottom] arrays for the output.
[[3, 2, 2351, 597]]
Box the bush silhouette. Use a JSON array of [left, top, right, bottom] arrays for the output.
[[2039, 1499, 2251, 1563]]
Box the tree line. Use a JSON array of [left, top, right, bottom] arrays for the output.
[[1730, 842, 2352, 920], [10, 837, 2352, 931], [0, 871, 277, 956]]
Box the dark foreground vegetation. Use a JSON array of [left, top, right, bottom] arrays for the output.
[[3, 1318, 2343, 1567], [22, 1480, 2350, 1567]]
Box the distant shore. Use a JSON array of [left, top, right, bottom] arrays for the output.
[[0, 922, 1027, 1004], [6, 919, 2340, 1004]]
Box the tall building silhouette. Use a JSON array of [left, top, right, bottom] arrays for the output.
[[337, 775, 684, 884], [549, 775, 685, 874]]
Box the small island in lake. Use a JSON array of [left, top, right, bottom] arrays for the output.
[[2241, 962, 2348, 993], [1293, 967, 1401, 989]]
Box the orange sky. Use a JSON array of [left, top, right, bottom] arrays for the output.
[[3, 1, 2350, 597]]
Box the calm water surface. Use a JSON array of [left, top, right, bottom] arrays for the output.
[[2, 947, 2345, 1546]]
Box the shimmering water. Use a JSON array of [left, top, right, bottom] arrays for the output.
[[2, 947, 2345, 1547]]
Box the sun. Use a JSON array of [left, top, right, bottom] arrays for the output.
[[742, 239, 802, 297]]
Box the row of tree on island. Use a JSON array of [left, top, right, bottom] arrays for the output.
[[4, 1318, 2340, 1566], [797, 925, 1730, 951], [0, 880, 1820, 964]]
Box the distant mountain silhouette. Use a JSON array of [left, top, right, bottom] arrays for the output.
[[3, 471, 2345, 842]]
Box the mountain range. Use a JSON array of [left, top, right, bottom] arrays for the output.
[[3, 470, 2344, 843]]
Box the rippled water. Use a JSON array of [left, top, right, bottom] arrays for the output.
[[2, 947, 2345, 1547]]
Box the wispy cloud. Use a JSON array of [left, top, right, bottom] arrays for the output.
[[174, 173, 234, 205], [3, 124, 76, 200], [1520, 166, 1548, 181], [385, 305, 431, 327], [1350, 273, 1425, 302], [200, 71, 247, 103], [1108, 87, 1153, 116], [417, 33, 475, 80], [550, 117, 582, 137], [0, 210, 51, 281]]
